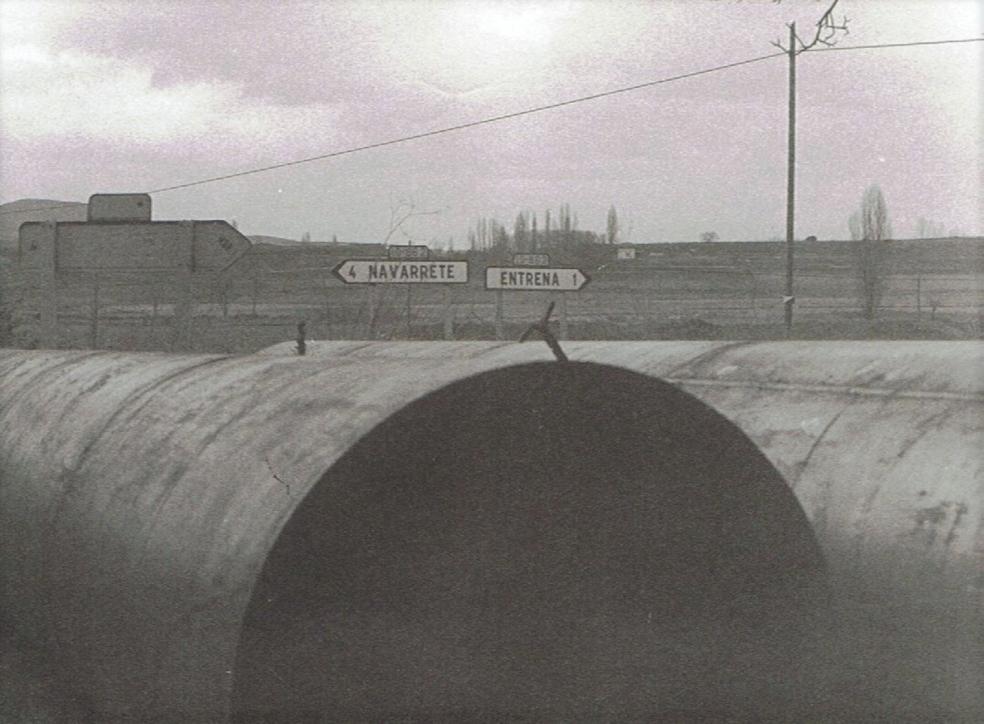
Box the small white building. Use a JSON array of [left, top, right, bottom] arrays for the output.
[[616, 246, 637, 261]]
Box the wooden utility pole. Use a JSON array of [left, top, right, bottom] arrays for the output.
[[785, 22, 796, 334], [772, 1, 847, 335]]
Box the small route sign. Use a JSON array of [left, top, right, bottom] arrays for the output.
[[485, 266, 590, 291], [333, 259, 469, 284], [512, 253, 550, 267], [388, 245, 430, 260]]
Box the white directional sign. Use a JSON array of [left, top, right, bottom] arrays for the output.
[[333, 259, 469, 284], [485, 266, 591, 291]]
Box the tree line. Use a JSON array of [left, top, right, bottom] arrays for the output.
[[468, 204, 621, 252]]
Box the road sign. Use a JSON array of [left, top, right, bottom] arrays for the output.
[[332, 259, 469, 284], [485, 266, 590, 291], [512, 253, 550, 267], [17, 220, 250, 272], [388, 245, 430, 260]]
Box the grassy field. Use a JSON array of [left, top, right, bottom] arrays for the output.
[[2, 238, 981, 353]]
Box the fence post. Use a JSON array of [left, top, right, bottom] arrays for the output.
[[748, 271, 757, 321], [36, 221, 59, 348], [173, 221, 196, 351], [90, 273, 100, 348], [323, 276, 332, 340], [916, 274, 922, 319], [494, 290, 504, 340], [152, 285, 159, 328], [366, 285, 378, 340]]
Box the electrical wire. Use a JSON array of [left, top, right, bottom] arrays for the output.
[[2, 36, 981, 217], [144, 51, 785, 195], [804, 37, 983, 52], [2, 51, 786, 215]]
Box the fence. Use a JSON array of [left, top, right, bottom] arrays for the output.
[[2, 257, 981, 354]]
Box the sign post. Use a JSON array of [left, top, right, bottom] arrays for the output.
[[559, 292, 568, 339], [485, 265, 589, 341], [443, 287, 455, 340], [173, 221, 195, 352], [333, 258, 469, 340], [495, 290, 504, 340]]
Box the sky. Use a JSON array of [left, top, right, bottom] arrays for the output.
[[0, 0, 980, 244]]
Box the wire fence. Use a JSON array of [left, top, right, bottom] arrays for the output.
[[3, 256, 980, 354]]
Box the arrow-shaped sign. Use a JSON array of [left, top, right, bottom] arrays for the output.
[[332, 259, 469, 284], [485, 266, 591, 292]]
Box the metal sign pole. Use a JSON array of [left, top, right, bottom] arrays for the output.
[[495, 289, 504, 340], [443, 286, 454, 340]]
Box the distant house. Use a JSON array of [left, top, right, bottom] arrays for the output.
[[616, 246, 637, 261]]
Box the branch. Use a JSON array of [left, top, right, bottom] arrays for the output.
[[383, 196, 445, 244], [798, 0, 849, 53], [772, 0, 849, 55]]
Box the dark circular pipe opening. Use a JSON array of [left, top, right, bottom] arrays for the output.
[[232, 362, 827, 720]]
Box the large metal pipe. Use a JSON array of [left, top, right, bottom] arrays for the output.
[[1, 341, 981, 720]]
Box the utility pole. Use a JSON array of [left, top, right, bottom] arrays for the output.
[[785, 22, 796, 334], [772, 1, 848, 335]]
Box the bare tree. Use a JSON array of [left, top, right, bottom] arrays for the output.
[[700, 231, 719, 243], [848, 210, 862, 242], [851, 184, 892, 320], [513, 211, 529, 252], [384, 197, 443, 245], [606, 205, 619, 246], [559, 203, 572, 248], [915, 217, 946, 239]]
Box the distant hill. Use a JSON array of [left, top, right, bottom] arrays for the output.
[[248, 234, 306, 247], [247, 235, 386, 253], [0, 199, 88, 253]]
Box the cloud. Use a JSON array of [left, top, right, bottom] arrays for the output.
[[0, 40, 344, 165]]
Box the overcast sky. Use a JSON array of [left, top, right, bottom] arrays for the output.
[[1, 0, 980, 244]]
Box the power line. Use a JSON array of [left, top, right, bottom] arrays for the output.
[[145, 51, 785, 195], [2, 36, 981, 217], [0, 51, 785, 217], [805, 37, 983, 52]]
